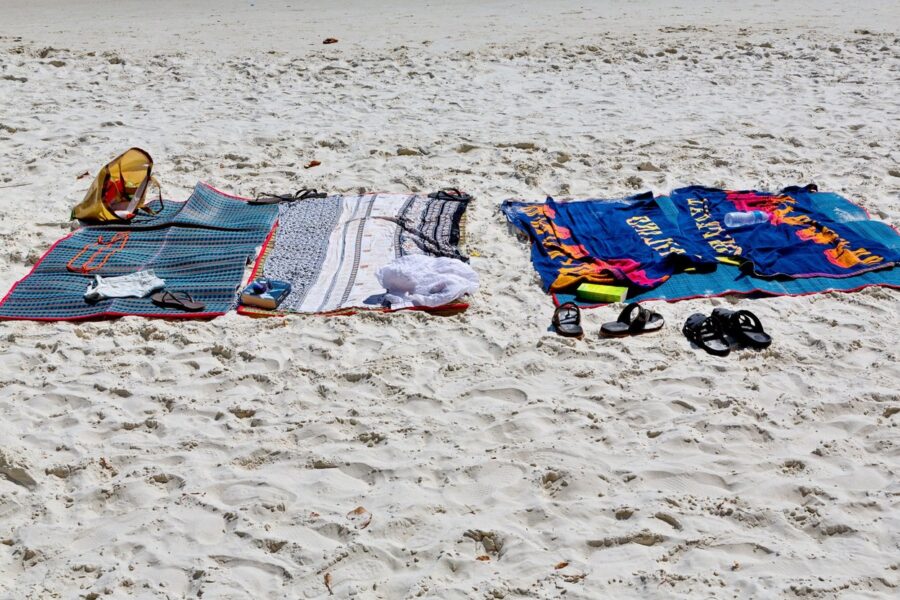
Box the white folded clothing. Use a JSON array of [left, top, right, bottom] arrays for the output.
[[84, 270, 166, 302], [376, 255, 478, 308]]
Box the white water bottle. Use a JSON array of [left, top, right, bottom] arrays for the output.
[[724, 210, 768, 229]]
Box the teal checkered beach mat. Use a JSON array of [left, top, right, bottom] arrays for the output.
[[0, 183, 277, 321]]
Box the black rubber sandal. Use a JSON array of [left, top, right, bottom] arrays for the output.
[[428, 188, 472, 201], [151, 291, 206, 312], [682, 313, 731, 356], [249, 188, 327, 205], [712, 308, 772, 350], [552, 302, 583, 338], [249, 193, 293, 205], [294, 188, 327, 200], [600, 302, 664, 337]]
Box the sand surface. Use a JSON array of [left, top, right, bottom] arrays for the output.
[[1, 1, 899, 598]]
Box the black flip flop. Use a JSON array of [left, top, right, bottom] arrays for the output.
[[249, 188, 327, 205], [552, 302, 583, 338], [600, 303, 664, 337], [151, 291, 206, 312], [428, 188, 472, 201], [712, 308, 772, 350], [682, 313, 731, 357]]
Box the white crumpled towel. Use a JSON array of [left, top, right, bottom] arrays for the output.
[[376, 255, 479, 308]]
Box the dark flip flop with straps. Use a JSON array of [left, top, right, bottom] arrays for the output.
[[151, 290, 206, 312], [600, 302, 664, 337], [682, 313, 731, 356], [552, 301, 583, 338], [249, 188, 328, 205], [428, 188, 472, 201], [712, 308, 772, 349]]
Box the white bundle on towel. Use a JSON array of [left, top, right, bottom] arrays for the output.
[[376, 255, 478, 308], [84, 270, 166, 302]]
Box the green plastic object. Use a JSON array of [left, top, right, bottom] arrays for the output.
[[575, 283, 628, 303]]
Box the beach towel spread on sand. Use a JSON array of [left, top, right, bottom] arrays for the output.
[[239, 192, 470, 315], [501, 190, 717, 291], [669, 185, 900, 279], [0, 183, 277, 321], [502, 185, 900, 304]]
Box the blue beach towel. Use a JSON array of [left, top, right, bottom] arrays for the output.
[[503, 185, 900, 307], [0, 183, 277, 321], [668, 185, 900, 279], [501, 191, 716, 292]]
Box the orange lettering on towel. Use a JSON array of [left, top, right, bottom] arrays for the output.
[[777, 208, 884, 269], [827, 241, 884, 268], [520, 204, 616, 289]]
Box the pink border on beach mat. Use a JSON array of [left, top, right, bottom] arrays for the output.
[[0, 182, 271, 322]]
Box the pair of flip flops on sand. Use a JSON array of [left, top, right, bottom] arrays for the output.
[[552, 302, 664, 339], [682, 308, 772, 356], [553, 302, 772, 356]]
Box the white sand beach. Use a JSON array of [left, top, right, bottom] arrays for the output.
[[1, 0, 899, 598]]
